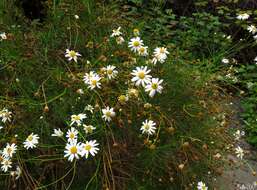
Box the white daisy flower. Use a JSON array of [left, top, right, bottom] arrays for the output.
[[64, 140, 83, 162], [0, 108, 12, 123], [128, 37, 144, 53], [83, 71, 97, 84], [70, 113, 86, 126], [2, 143, 17, 158], [197, 181, 208, 190], [247, 25, 257, 34], [140, 119, 156, 135], [66, 127, 78, 142], [1, 159, 12, 172], [23, 133, 39, 149], [65, 49, 81, 63], [85, 104, 94, 113], [152, 47, 169, 64], [102, 106, 116, 122], [88, 75, 102, 90], [74, 15, 79, 19], [145, 78, 163, 97], [0, 32, 7, 41], [81, 140, 99, 159], [235, 146, 244, 159], [104, 65, 118, 79], [51, 128, 64, 137], [138, 46, 148, 56], [83, 124, 96, 134], [111, 27, 122, 37], [222, 58, 229, 64], [237, 13, 249, 20], [131, 66, 151, 87], [116, 36, 125, 44]]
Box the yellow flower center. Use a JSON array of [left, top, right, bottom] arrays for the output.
[[87, 127, 92, 133], [27, 135, 33, 141], [144, 125, 150, 130], [72, 115, 80, 121], [151, 83, 158, 89], [7, 148, 12, 154], [138, 72, 145, 79], [139, 47, 145, 53], [107, 69, 113, 75], [69, 51, 76, 58], [91, 80, 97, 86], [70, 146, 77, 154], [133, 41, 140, 47], [160, 48, 165, 53], [69, 133, 75, 139], [84, 144, 91, 151], [119, 95, 126, 102], [105, 111, 111, 117]]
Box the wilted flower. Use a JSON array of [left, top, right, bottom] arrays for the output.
[[52, 128, 64, 137], [235, 146, 244, 159], [133, 28, 140, 36], [0, 32, 7, 41], [118, 95, 129, 104], [10, 166, 21, 180], [111, 27, 122, 37], [247, 25, 257, 34], [83, 124, 96, 134], [116, 36, 125, 44], [85, 104, 94, 113], [152, 47, 169, 64]]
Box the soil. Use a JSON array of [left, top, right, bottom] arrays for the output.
[[214, 100, 257, 190]]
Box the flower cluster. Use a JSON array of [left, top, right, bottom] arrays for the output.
[[63, 125, 99, 162], [53, 107, 100, 162]]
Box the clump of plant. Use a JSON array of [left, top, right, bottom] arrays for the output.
[[0, 0, 231, 189]]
